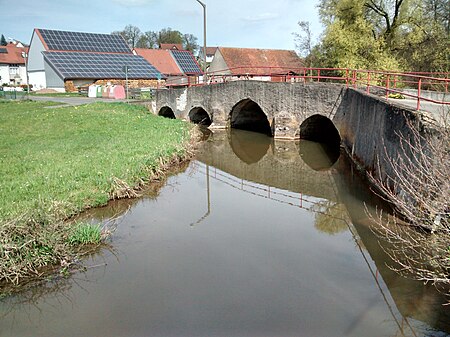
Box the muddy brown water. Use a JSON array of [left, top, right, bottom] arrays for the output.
[[1, 129, 449, 337]]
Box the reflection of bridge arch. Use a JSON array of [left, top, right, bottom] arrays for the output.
[[189, 107, 212, 126], [298, 140, 340, 171], [158, 106, 176, 119], [228, 129, 272, 164], [230, 99, 272, 135]]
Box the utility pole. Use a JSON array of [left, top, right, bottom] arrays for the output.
[[195, 0, 207, 80], [21, 51, 30, 96]]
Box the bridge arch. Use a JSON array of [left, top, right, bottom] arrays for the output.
[[230, 99, 272, 136], [158, 106, 176, 119], [299, 114, 341, 146], [189, 107, 212, 126]]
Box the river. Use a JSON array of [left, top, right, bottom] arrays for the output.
[[0, 129, 448, 337]]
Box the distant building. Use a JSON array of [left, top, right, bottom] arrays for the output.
[[208, 47, 304, 82], [0, 42, 28, 86], [159, 43, 184, 51], [27, 28, 163, 91], [134, 48, 203, 87], [198, 46, 218, 64]]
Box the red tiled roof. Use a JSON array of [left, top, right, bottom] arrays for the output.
[[134, 48, 183, 75], [205, 47, 218, 56], [218, 47, 304, 75], [160, 43, 184, 51], [0, 43, 27, 65]]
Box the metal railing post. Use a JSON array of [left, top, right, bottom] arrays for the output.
[[317, 69, 321, 83], [366, 71, 371, 94], [346, 69, 349, 88], [417, 78, 422, 110], [385, 74, 390, 99]]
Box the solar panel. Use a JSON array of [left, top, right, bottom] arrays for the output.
[[43, 51, 164, 79], [39, 29, 131, 54], [171, 50, 202, 74]]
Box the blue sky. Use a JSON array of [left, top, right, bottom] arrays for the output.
[[1, 0, 322, 52]]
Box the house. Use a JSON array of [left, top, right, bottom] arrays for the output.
[[0, 42, 28, 86], [134, 48, 203, 86], [198, 46, 218, 64], [208, 47, 304, 82], [27, 28, 164, 91]]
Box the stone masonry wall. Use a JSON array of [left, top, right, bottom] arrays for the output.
[[156, 81, 345, 139]]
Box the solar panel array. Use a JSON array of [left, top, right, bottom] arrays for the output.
[[171, 50, 202, 74], [39, 29, 131, 54], [43, 51, 163, 79]]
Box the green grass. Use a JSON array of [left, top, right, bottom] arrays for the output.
[[0, 100, 191, 286], [67, 223, 102, 245]]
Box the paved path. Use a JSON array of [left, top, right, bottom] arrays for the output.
[[29, 96, 128, 107], [386, 97, 448, 126]]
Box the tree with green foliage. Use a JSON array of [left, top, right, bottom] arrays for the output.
[[136, 31, 158, 49], [0, 34, 7, 46], [112, 26, 199, 54], [182, 33, 199, 54], [311, 0, 449, 71]]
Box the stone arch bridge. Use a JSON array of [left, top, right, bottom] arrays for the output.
[[155, 81, 345, 142]]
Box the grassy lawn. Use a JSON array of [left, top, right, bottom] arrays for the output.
[[0, 100, 190, 286]]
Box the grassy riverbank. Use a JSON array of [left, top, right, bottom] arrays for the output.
[[0, 100, 191, 287]]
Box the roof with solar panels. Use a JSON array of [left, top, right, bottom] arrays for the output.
[[134, 47, 203, 76], [32, 28, 164, 80]]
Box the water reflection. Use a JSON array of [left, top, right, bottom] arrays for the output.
[[228, 129, 272, 164], [299, 140, 340, 171], [1, 129, 449, 337]]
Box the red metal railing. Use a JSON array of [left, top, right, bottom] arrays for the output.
[[162, 67, 449, 111]]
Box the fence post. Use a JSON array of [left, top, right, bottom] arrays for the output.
[[346, 69, 349, 88], [317, 69, 321, 83], [352, 70, 357, 88], [366, 71, 371, 94], [417, 78, 422, 110], [385, 74, 390, 99]]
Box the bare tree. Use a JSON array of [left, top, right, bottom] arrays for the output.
[[112, 24, 142, 49], [293, 21, 313, 67], [368, 110, 449, 298]]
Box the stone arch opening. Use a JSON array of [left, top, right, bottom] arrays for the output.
[[230, 99, 272, 136], [158, 106, 176, 119], [299, 115, 341, 146], [189, 107, 212, 126]]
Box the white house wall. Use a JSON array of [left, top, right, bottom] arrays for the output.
[[28, 71, 46, 90], [27, 30, 46, 72], [208, 49, 231, 75], [0, 65, 9, 85], [0, 64, 28, 86], [44, 60, 65, 90]]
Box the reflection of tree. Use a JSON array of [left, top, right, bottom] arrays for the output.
[[312, 200, 349, 235]]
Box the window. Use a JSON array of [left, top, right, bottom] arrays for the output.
[[9, 64, 19, 75]]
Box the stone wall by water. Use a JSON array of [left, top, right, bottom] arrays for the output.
[[334, 88, 435, 184]]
